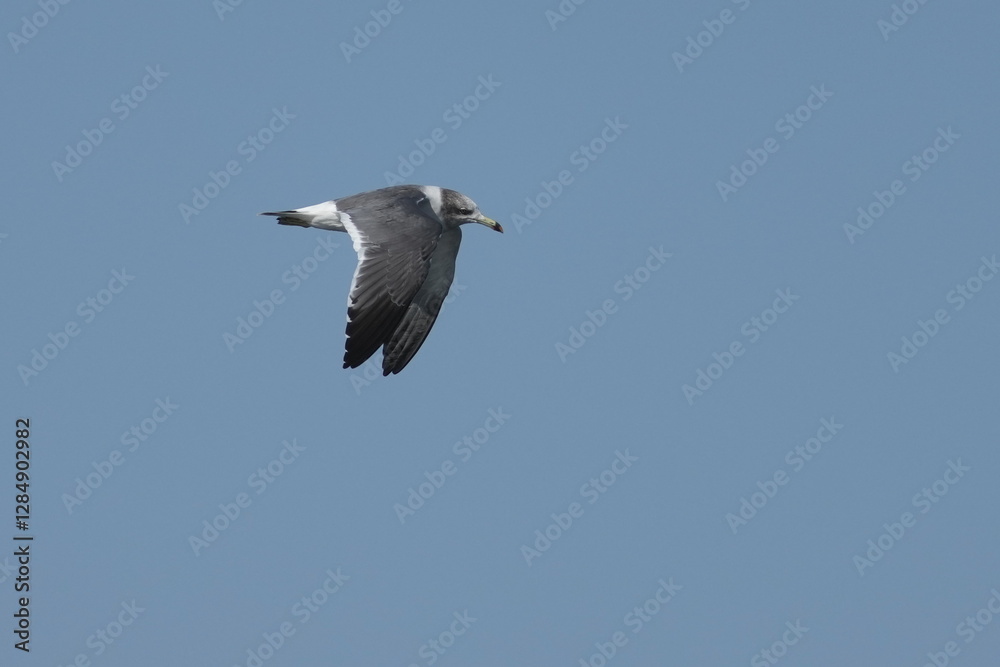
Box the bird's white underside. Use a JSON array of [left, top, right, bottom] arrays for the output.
[[337, 206, 370, 324]]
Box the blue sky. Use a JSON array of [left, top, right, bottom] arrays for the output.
[[3, 1, 1000, 665]]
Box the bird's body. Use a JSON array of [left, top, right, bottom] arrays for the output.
[[261, 185, 502, 376]]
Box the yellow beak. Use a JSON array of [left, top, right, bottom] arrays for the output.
[[477, 215, 503, 233]]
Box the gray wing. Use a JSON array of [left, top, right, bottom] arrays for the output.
[[381, 227, 462, 375], [340, 191, 443, 370]]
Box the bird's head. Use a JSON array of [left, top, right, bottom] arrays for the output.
[[441, 189, 503, 233]]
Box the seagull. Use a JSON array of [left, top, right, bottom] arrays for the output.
[[261, 185, 503, 376]]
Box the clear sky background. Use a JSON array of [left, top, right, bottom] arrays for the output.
[[3, 1, 1000, 665]]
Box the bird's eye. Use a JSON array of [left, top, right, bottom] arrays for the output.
[[458, 207, 474, 215]]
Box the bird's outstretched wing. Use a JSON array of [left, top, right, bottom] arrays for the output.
[[339, 191, 444, 370], [381, 228, 462, 375]]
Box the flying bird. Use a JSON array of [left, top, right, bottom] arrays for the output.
[[261, 185, 503, 376]]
